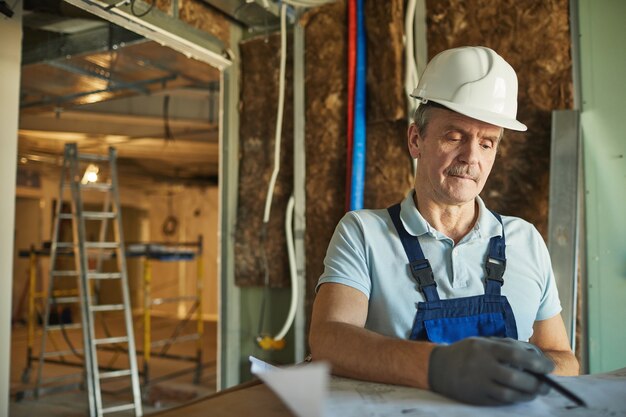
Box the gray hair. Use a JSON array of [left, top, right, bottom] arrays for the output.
[[412, 102, 504, 142], [412, 102, 448, 138]]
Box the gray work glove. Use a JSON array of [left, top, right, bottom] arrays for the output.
[[428, 337, 554, 405], [493, 337, 545, 356]]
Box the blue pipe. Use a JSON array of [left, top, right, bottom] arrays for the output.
[[350, 0, 366, 210]]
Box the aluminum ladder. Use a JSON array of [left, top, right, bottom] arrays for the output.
[[35, 143, 142, 416]]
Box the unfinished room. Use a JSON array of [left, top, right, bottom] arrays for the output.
[[0, 0, 624, 416]]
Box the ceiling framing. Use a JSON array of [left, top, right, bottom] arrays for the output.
[[17, 0, 287, 188], [18, 0, 226, 188]]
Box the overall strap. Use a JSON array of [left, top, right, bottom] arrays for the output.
[[387, 204, 440, 302], [485, 210, 507, 295]]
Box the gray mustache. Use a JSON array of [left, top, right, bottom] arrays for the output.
[[445, 165, 478, 180]]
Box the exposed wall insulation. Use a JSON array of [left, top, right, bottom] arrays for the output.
[[303, 0, 412, 316], [425, 0, 573, 237], [179, 0, 231, 47], [156, 0, 230, 47], [363, 120, 414, 208], [302, 1, 349, 305], [234, 0, 572, 331], [235, 33, 294, 287], [363, 0, 406, 123], [234, 1, 411, 295]]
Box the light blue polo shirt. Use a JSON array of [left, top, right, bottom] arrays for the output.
[[317, 191, 562, 342]]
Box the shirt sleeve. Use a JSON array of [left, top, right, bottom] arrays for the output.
[[315, 211, 372, 298], [533, 226, 563, 321]]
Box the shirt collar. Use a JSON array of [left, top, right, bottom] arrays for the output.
[[399, 190, 503, 240], [474, 195, 504, 239]]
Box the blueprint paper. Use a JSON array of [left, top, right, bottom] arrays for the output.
[[250, 355, 280, 373], [249, 356, 626, 417], [325, 368, 626, 417], [249, 356, 329, 417]]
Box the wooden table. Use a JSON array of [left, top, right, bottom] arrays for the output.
[[150, 379, 294, 417]]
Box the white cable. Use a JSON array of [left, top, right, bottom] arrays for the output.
[[405, 0, 419, 176], [260, 0, 334, 342], [274, 195, 298, 341], [404, 0, 419, 111], [281, 0, 335, 6], [262, 3, 288, 224]]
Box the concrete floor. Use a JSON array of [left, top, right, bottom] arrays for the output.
[[9, 316, 217, 416]]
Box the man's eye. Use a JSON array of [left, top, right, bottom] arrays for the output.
[[481, 142, 494, 150]]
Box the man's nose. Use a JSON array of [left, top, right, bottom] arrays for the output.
[[457, 140, 481, 164]]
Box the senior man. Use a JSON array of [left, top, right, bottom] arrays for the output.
[[309, 46, 579, 406]]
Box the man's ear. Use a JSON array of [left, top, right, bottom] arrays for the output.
[[408, 124, 421, 159]]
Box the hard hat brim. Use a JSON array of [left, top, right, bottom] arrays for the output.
[[426, 98, 528, 132]]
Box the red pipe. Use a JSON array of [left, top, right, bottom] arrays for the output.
[[346, 0, 357, 212]]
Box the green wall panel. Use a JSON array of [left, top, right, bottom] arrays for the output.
[[239, 287, 295, 381], [579, 0, 626, 373]]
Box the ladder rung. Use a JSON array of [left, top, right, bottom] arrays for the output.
[[88, 272, 122, 280], [151, 296, 197, 306], [83, 211, 116, 220], [58, 213, 73, 220], [43, 348, 83, 358], [56, 242, 75, 249], [46, 323, 82, 331], [99, 369, 132, 379], [85, 242, 119, 249], [80, 183, 112, 191], [50, 296, 80, 304], [51, 270, 79, 277], [90, 304, 124, 312], [94, 336, 129, 345], [78, 153, 109, 162], [101, 403, 136, 414]]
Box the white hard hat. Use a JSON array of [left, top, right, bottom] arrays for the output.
[[410, 46, 527, 131]]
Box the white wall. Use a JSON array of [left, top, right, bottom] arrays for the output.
[[144, 186, 219, 320], [0, 2, 22, 416]]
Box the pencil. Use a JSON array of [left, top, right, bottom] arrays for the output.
[[525, 370, 587, 408]]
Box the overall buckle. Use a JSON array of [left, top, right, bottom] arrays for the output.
[[409, 259, 436, 288], [485, 258, 506, 283]]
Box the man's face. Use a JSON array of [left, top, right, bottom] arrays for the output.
[[408, 107, 502, 206]]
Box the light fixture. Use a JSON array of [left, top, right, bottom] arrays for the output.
[[81, 164, 99, 184]]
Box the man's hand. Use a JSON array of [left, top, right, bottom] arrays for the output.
[[492, 337, 544, 355], [428, 337, 555, 405]]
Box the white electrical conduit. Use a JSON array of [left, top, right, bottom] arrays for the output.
[[404, 0, 419, 176], [262, 0, 338, 226], [260, 0, 337, 345], [258, 3, 296, 344], [281, 0, 336, 6], [262, 2, 288, 224], [275, 195, 298, 341], [404, 0, 419, 109]]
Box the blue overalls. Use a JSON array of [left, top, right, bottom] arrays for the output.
[[387, 203, 518, 344]]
